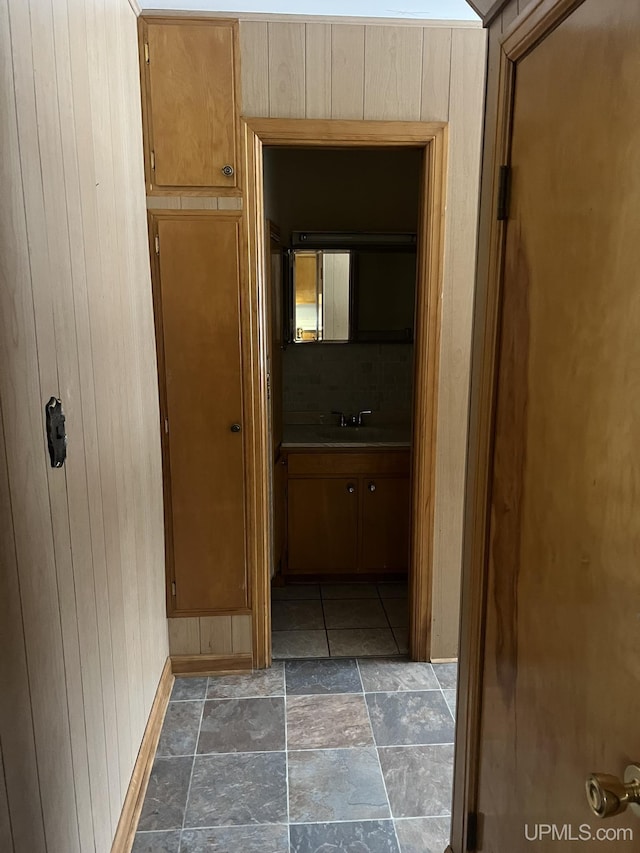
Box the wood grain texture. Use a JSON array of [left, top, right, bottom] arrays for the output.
[[268, 23, 305, 118], [305, 23, 331, 118], [364, 26, 423, 121], [330, 25, 365, 119], [420, 28, 452, 121], [0, 1, 168, 851], [239, 21, 269, 116], [171, 654, 253, 675]]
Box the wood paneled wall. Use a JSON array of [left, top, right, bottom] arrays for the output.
[[0, 0, 167, 850]]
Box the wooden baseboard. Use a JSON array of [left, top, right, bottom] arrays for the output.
[[110, 657, 173, 853], [171, 652, 253, 675]]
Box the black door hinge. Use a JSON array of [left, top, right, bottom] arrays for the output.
[[466, 811, 478, 851], [497, 164, 511, 221]]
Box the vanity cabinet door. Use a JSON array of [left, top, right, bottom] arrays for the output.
[[361, 477, 410, 573], [287, 478, 359, 574], [140, 18, 240, 192]]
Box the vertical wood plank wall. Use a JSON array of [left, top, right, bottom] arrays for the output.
[[0, 0, 168, 851]]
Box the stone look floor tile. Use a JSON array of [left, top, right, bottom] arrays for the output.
[[285, 658, 363, 694], [132, 830, 181, 853], [433, 662, 458, 690], [321, 583, 379, 599], [290, 820, 400, 853], [392, 628, 409, 655], [137, 756, 192, 831], [180, 824, 289, 852], [366, 691, 455, 746], [381, 598, 408, 628], [271, 600, 325, 631], [288, 748, 390, 823], [170, 677, 208, 702], [272, 630, 329, 659], [156, 701, 203, 757], [328, 628, 399, 657], [287, 694, 374, 749], [443, 689, 457, 718], [358, 659, 439, 692], [271, 584, 321, 600], [394, 817, 451, 853], [197, 697, 285, 754], [206, 663, 284, 699], [377, 583, 408, 599], [323, 598, 389, 629], [184, 752, 287, 827], [379, 745, 454, 818]]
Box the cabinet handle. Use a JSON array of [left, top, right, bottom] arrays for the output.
[[368, 482, 376, 493], [347, 483, 356, 494], [221, 164, 234, 177], [230, 423, 242, 433]]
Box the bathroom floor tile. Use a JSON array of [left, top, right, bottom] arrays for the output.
[[432, 662, 458, 690], [358, 659, 438, 693], [184, 752, 287, 827], [197, 697, 285, 754], [288, 748, 390, 823], [377, 583, 408, 599], [366, 691, 454, 746], [290, 820, 400, 853], [379, 745, 454, 818], [132, 830, 181, 853], [381, 598, 408, 628], [271, 600, 325, 631], [286, 694, 373, 749], [328, 628, 399, 657], [321, 583, 379, 599], [137, 756, 192, 831], [206, 662, 284, 699], [271, 584, 321, 600], [392, 627, 409, 655], [285, 658, 362, 694], [323, 598, 389, 629], [156, 701, 203, 756], [443, 688, 457, 718], [170, 676, 208, 702], [394, 817, 451, 853], [180, 824, 289, 852], [272, 630, 329, 659]]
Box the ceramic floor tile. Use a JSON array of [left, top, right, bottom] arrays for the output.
[[290, 820, 400, 853], [206, 663, 284, 699], [321, 583, 379, 599], [170, 677, 208, 702], [443, 689, 456, 718], [131, 830, 181, 853], [271, 600, 325, 631], [381, 598, 408, 629], [285, 658, 363, 695], [287, 694, 373, 749], [394, 817, 451, 853], [137, 756, 193, 831], [156, 701, 202, 757], [379, 745, 454, 818], [392, 628, 409, 655], [288, 748, 390, 823], [184, 752, 287, 827], [328, 628, 399, 658], [197, 697, 285, 754], [358, 659, 438, 693], [271, 584, 321, 600], [272, 630, 329, 659], [180, 824, 289, 852], [323, 598, 389, 629], [432, 662, 458, 690], [366, 691, 454, 746], [377, 583, 408, 599]]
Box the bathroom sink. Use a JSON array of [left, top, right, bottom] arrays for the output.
[[282, 424, 411, 446]]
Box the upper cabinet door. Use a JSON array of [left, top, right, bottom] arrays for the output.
[[140, 18, 240, 192]]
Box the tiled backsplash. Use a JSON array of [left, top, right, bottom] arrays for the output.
[[283, 344, 414, 417]]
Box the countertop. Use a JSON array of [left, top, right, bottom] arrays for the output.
[[281, 424, 411, 448]]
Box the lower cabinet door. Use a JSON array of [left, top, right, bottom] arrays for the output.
[[287, 478, 359, 574], [361, 477, 410, 572]]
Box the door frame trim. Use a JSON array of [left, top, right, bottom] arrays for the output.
[[242, 117, 449, 668], [451, 1, 585, 850]]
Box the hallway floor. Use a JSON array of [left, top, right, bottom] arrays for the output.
[[133, 658, 457, 853]]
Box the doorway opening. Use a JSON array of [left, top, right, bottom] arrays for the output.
[[242, 119, 447, 669]]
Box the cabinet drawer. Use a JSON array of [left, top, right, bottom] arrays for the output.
[[287, 450, 410, 476]]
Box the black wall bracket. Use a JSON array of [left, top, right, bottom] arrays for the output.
[[45, 397, 67, 468]]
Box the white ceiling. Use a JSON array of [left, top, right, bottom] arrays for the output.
[[141, 0, 480, 21]]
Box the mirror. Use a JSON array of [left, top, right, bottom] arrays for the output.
[[288, 238, 416, 344]]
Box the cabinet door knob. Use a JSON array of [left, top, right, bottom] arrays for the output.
[[368, 482, 376, 492], [347, 483, 356, 494], [230, 423, 242, 433], [221, 164, 234, 177]]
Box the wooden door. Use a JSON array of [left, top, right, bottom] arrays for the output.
[[141, 19, 239, 191], [361, 477, 410, 573], [153, 213, 247, 613], [266, 222, 284, 457], [287, 478, 359, 574], [469, 2, 640, 850]]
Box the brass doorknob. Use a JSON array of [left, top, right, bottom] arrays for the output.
[[586, 765, 640, 818]]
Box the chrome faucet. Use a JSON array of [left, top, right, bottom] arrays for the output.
[[332, 410, 372, 427]]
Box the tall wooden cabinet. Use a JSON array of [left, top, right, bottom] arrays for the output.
[[150, 212, 248, 615]]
